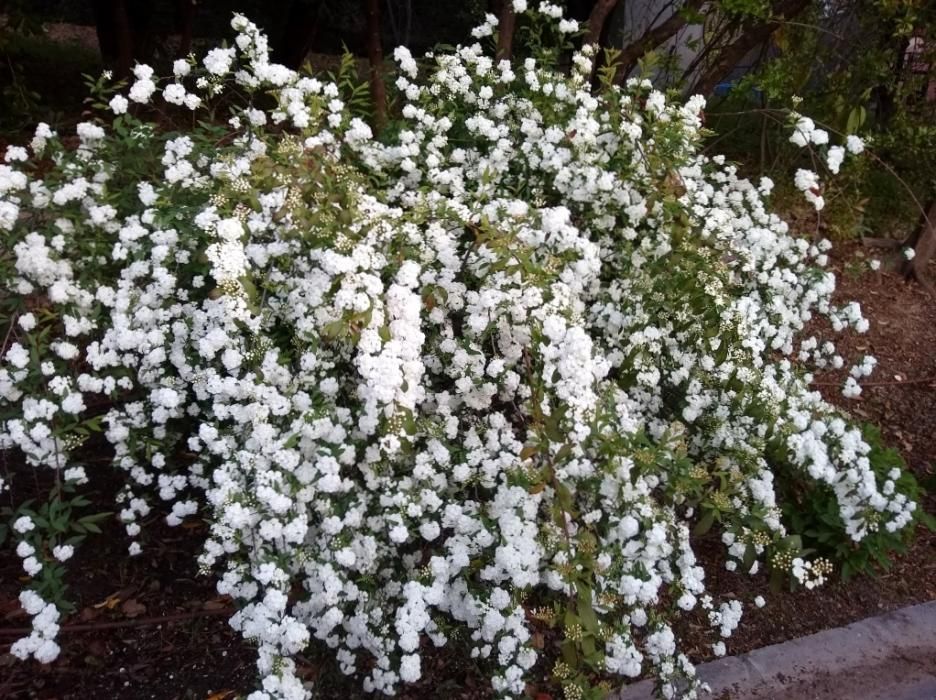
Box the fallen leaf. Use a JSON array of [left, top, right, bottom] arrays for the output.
[[94, 594, 122, 610], [94, 587, 135, 609], [206, 691, 236, 700]]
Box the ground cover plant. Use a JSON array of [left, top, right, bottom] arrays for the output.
[[0, 4, 929, 699]]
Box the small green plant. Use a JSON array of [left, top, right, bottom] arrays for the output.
[[781, 424, 935, 580]]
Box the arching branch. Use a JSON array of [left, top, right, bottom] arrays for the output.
[[688, 0, 810, 96], [614, 0, 705, 84]]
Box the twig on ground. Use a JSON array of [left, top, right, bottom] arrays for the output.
[[811, 375, 936, 388], [0, 607, 233, 637]]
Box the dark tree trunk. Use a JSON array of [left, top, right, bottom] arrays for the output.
[[496, 2, 517, 62], [874, 35, 911, 128], [113, 0, 134, 79], [901, 200, 936, 292], [585, 0, 621, 45], [274, 0, 324, 69], [92, 0, 158, 78], [366, 0, 387, 131], [174, 0, 196, 58], [92, 0, 133, 78], [92, 0, 118, 67]]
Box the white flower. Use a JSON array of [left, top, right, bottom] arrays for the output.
[[109, 94, 129, 115], [5, 146, 28, 162], [904, 247, 916, 261], [133, 64, 154, 81], [23, 556, 43, 576], [794, 169, 819, 192], [35, 639, 61, 663], [163, 83, 187, 106], [789, 116, 815, 147], [826, 145, 845, 174], [53, 545, 74, 562], [129, 79, 157, 104], [810, 128, 829, 145], [846, 135, 865, 154], [399, 654, 421, 682], [203, 47, 236, 76], [173, 59, 192, 78], [0, 201, 18, 230], [13, 516, 35, 534]]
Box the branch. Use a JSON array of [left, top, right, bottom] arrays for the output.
[[688, 0, 810, 96], [0, 608, 233, 637], [679, 16, 740, 87], [615, 0, 705, 84]]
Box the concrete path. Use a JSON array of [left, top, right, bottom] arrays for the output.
[[615, 601, 936, 700]]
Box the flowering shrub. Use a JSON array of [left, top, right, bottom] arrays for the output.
[[0, 5, 925, 699]]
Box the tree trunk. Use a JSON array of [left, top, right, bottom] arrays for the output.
[[92, 0, 134, 78], [901, 200, 936, 292], [92, 0, 119, 68], [113, 0, 134, 79], [874, 34, 911, 128], [496, 3, 517, 62], [275, 0, 323, 69], [366, 0, 387, 131], [174, 0, 196, 58], [688, 0, 809, 96], [585, 0, 621, 45], [614, 0, 705, 84]]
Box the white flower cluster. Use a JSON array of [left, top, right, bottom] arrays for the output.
[[0, 7, 919, 700], [788, 114, 865, 211]]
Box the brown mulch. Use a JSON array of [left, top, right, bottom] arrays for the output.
[[0, 244, 934, 699]]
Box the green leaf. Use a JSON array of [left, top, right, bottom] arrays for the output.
[[693, 509, 715, 537], [560, 638, 578, 666], [846, 106, 866, 135], [742, 543, 756, 572]]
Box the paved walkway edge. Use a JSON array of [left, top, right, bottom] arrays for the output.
[[614, 600, 936, 699]]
